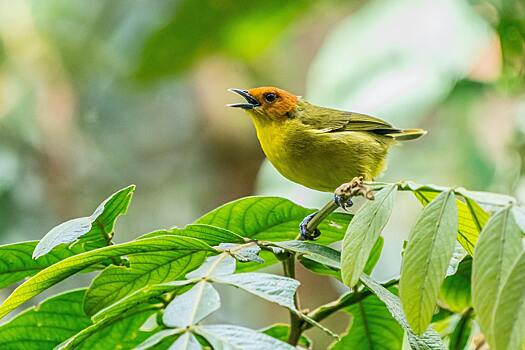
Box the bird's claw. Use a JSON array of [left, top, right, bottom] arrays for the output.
[[334, 194, 353, 211], [334, 176, 375, 210], [299, 213, 321, 241]]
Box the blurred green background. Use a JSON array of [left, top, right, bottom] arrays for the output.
[[0, 0, 524, 348]]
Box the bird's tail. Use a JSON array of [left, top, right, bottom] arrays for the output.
[[387, 128, 427, 141]]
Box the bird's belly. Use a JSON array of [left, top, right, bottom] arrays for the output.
[[260, 128, 390, 192]]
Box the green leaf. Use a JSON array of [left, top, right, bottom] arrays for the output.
[[459, 193, 490, 230], [213, 270, 337, 347], [195, 324, 296, 350], [330, 288, 403, 350], [440, 257, 472, 313], [400, 190, 458, 334], [271, 240, 340, 269], [297, 237, 383, 280], [360, 274, 446, 350], [492, 251, 525, 350], [168, 332, 202, 350], [457, 188, 516, 209], [213, 273, 299, 310], [163, 281, 220, 328], [0, 236, 213, 320], [471, 207, 522, 345], [93, 280, 192, 323], [134, 329, 183, 350], [261, 324, 311, 348], [58, 307, 157, 350], [33, 185, 135, 259], [298, 256, 341, 280], [274, 240, 343, 280], [342, 185, 396, 288], [363, 236, 384, 275], [0, 289, 91, 349], [196, 196, 351, 244], [0, 241, 76, 289], [138, 224, 245, 246], [177, 224, 246, 244], [84, 246, 208, 315], [94, 253, 234, 323], [410, 185, 489, 255]]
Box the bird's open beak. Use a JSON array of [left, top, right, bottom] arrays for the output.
[[227, 88, 260, 110]]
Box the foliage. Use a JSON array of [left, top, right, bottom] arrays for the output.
[[0, 182, 523, 350]]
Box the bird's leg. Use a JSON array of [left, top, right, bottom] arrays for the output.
[[299, 213, 322, 241], [334, 176, 375, 210]]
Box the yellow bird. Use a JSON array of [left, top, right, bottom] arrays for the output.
[[228, 86, 426, 238]]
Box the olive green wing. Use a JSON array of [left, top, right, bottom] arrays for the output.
[[298, 103, 426, 140], [337, 112, 397, 133], [298, 103, 396, 132]]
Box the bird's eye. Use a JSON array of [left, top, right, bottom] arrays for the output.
[[264, 93, 277, 103]]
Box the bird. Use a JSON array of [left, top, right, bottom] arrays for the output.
[[228, 86, 426, 239]]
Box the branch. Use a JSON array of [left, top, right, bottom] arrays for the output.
[[300, 177, 375, 239], [301, 278, 399, 331], [281, 254, 304, 346]]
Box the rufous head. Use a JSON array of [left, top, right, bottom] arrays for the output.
[[228, 86, 298, 120]]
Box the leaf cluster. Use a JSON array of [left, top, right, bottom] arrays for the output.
[[0, 182, 523, 349]]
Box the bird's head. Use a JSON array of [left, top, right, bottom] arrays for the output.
[[228, 86, 299, 121]]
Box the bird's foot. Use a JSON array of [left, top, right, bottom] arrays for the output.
[[334, 176, 375, 210], [334, 193, 354, 210], [299, 213, 321, 241]]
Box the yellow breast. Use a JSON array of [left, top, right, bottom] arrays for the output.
[[249, 114, 390, 192]]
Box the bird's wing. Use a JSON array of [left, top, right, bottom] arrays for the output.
[[298, 104, 399, 134]]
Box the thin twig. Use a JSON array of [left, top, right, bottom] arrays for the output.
[[282, 255, 304, 346], [305, 200, 339, 235]]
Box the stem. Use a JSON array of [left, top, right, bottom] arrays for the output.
[[301, 278, 399, 331], [306, 200, 339, 234], [94, 220, 113, 245], [282, 255, 303, 346]]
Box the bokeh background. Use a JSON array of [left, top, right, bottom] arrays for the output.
[[0, 0, 524, 348]]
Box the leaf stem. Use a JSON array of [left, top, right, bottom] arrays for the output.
[[282, 254, 304, 346]]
